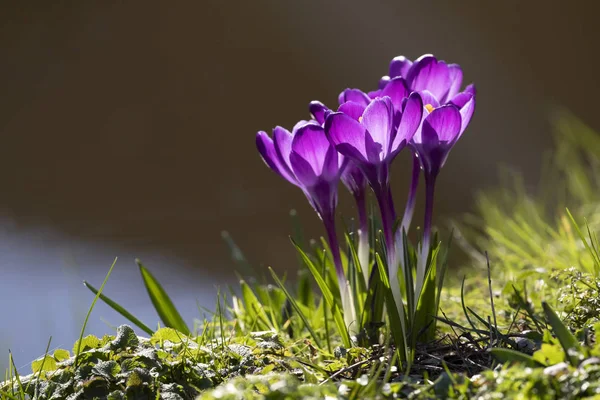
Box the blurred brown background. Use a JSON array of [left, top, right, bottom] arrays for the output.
[[0, 0, 599, 369]]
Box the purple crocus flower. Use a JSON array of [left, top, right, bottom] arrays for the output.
[[325, 93, 423, 277], [310, 100, 370, 277], [256, 122, 357, 331], [402, 57, 476, 296]]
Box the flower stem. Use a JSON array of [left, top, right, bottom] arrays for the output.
[[400, 153, 421, 235], [416, 172, 436, 300], [353, 190, 370, 285], [374, 184, 397, 270], [322, 209, 357, 335]]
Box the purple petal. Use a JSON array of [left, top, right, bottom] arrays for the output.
[[445, 64, 463, 101], [292, 120, 315, 134], [368, 90, 381, 99], [309, 101, 329, 125], [341, 162, 366, 195], [418, 90, 441, 109], [325, 112, 369, 162], [338, 88, 371, 106], [389, 55, 413, 78], [422, 105, 462, 143], [378, 75, 391, 90], [338, 101, 366, 121], [449, 91, 472, 108], [290, 151, 318, 187], [291, 124, 336, 179], [256, 131, 297, 184], [391, 92, 423, 154], [450, 92, 475, 137], [273, 126, 294, 172], [360, 97, 394, 161], [380, 77, 409, 110], [465, 83, 476, 96], [407, 54, 451, 101]]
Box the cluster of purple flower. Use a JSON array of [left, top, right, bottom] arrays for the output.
[[256, 54, 475, 327]]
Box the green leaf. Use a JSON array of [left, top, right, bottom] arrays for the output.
[[137, 259, 190, 335], [268, 267, 323, 349], [76, 257, 118, 367], [415, 243, 441, 343], [83, 280, 154, 336], [291, 239, 350, 347], [490, 348, 541, 367], [108, 325, 139, 350], [240, 280, 274, 331], [73, 335, 101, 354], [542, 302, 584, 366], [53, 349, 70, 362], [150, 327, 186, 345], [375, 252, 407, 362], [533, 343, 566, 366]]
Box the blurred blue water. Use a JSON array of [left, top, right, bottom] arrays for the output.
[[0, 223, 225, 375]]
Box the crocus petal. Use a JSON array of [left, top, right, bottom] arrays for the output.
[[445, 64, 463, 101], [418, 90, 441, 109], [338, 101, 366, 121], [291, 124, 336, 179], [256, 131, 297, 185], [378, 75, 391, 89], [309, 101, 329, 125], [338, 88, 371, 106], [389, 55, 413, 78], [325, 112, 369, 163], [391, 92, 423, 154], [380, 77, 409, 110], [360, 97, 394, 161], [422, 105, 462, 142], [290, 151, 318, 187], [341, 162, 366, 195], [465, 83, 476, 96], [450, 91, 475, 137], [292, 120, 315, 134], [407, 55, 451, 101], [273, 126, 294, 172]]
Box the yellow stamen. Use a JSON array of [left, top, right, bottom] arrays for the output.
[[358, 116, 363, 123], [425, 104, 435, 113]]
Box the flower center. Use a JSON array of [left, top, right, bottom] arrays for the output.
[[425, 104, 435, 113]]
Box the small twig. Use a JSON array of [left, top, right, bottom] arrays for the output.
[[320, 359, 372, 385]]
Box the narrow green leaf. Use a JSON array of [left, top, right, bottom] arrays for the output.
[[75, 257, 118, 367], [240, 280, 274, 331], [291, 239, 337, 310], [490, 348, 541, 367], [291, 239, 351, 347], [83, 280, 154, 335], [137, 259, 190, 335], [376, 252, 407, 362], [542, 302, 583, 366], [268, 267, 322, 348]]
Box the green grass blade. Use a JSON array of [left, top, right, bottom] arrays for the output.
[[290, 239, 351, 347], [26, 336, 52, 393], [542, 302, 583, 366], [137, 258, 190, 335], [240, 280, 274, 331], [83, 280, 154, 335], [75, 257, 118, 367], [291, 239, 338, 309], [268, 267, 322, 348], [565, 208, 600, 273]]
